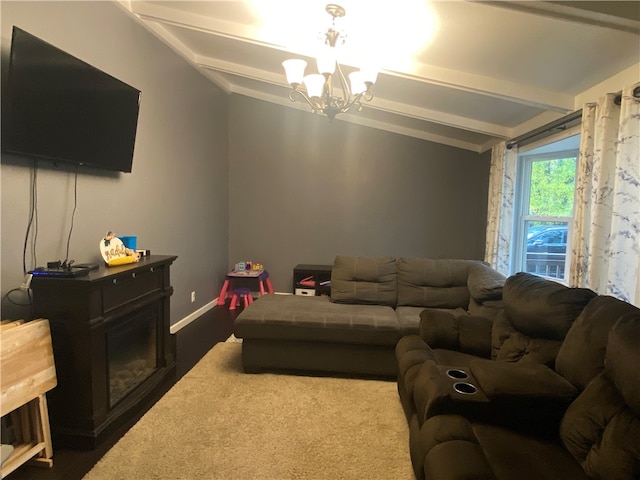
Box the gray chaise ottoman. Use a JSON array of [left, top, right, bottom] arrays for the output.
[[233, 255, 505, 378], [234, 294, 401, 377]]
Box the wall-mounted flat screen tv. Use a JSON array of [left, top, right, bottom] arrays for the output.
[[3, 26, 141, 173]]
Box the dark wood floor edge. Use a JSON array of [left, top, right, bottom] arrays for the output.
[[174, 304, 236, 381]]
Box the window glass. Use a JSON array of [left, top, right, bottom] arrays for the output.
[[514, 135, 578, 282], [528, 158, 576, 217]]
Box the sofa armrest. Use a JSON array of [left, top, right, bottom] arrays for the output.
[[469, 359, 579, 434], [469, 359, 578, 400], [416, 415, 497, 480], [420, 310, 493, 358], [467, 264, 506, 303]]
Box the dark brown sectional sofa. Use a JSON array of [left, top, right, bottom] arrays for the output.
[[234, 255, 506, 377], [234, 257, 640, 479], [396, 272, 640, 480]]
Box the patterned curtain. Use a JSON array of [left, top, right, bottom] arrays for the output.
[[484, 142, 518, 275], [570, 83, 640, 305]]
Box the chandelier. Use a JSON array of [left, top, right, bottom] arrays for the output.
[[282, 4, 378, 121]]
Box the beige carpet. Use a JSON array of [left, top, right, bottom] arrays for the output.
[[83, 342, 413, 480]]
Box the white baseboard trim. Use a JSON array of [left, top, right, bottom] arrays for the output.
[[170, 299, 218, 334], [169, 292, 292, 334]]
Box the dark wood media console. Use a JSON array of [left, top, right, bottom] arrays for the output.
[[30, 255, 177, 449]]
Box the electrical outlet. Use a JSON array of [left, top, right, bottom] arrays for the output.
[[191, 291, 196, 303]]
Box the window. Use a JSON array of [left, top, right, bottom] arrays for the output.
[[513, 135, 579, 282]]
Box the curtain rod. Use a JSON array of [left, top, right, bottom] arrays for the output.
[[507, 86, 640, 150], [506, 109, 582, 150], [614, 85, 640, 105]]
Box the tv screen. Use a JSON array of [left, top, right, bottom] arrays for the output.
[[3, 27, 141, 173]]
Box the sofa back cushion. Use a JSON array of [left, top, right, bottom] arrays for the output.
[[502, 273, 596, 341], [491, 313, 564, 366], [606, 313, 640, 416], [330, 255, 397, 306], [556, 296, 640, 391], [397, 258, 478, 308], [560, 314, 640, 480]]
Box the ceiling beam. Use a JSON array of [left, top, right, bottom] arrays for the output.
[[479, 1, 640, 34], [121, 0, 632, 152], [128, 1, 573, 114], [129, 1, 267, 47], [196, 54, 512, 138], [385, 64, 573, 113]]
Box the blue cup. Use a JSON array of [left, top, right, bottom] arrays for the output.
[[120, 236, 137, 250]]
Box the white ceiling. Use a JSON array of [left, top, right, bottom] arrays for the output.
[[118, 0, 640, 152]]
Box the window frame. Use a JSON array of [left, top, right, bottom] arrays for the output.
[[513, 147, 579, 282]]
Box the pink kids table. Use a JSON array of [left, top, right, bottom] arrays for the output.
[[216, 269, 274, 306]]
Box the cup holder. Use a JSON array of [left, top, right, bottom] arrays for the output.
[[445, 369, 469, 380], [453, 382, 478, 395]]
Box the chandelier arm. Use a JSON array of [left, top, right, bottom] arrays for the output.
[[336, 92, 365, 114], [288, 89, 321, 111], [342, 89, 373, 111], [333, 62, 352, 109], [323, 73, 333, 105]]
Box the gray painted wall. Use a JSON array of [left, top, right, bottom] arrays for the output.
[[228, 95, 490, 292], [1, 1, 492, 324], [1, 1, 229, 324]]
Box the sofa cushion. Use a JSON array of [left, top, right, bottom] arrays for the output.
[[472, 422, 589, 480], [560, 372, 640, 480], [234, 294, 400, 345], [419, 416, 588, 480], [420, 309, 492, 359], [556, 296, 640, 391], [502, 273, 597, 341], [559, 314, 640, 480], [491, 312, 564, 366], [397, 258, 477, 308], [330, 255, 397, 306], [395, 306, 438, 337], [605, 313, 640, 416]]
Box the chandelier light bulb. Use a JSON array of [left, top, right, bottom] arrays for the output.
[[349, 71, 366, 95], [359, 66, 378, 86], [316, 46, 337, 76], [303, 74, 325, 98], [282, 59, 307, 86]]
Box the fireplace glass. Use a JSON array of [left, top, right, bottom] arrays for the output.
[[107, 307, 158, 408]]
